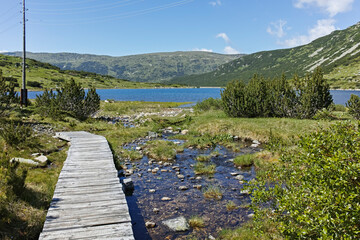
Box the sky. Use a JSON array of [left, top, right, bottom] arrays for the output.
[[0, 0, 359, 56]]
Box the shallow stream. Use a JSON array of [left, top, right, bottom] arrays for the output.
[[120, 134, 261, 239]]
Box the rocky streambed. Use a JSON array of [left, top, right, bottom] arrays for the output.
[[119, 131, 261, 239]]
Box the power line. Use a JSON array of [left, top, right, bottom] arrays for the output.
[[29, 0, 194, 26], [0, 21, 20, 34]]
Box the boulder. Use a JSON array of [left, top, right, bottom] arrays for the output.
[[162, 216, 189, 232], [10, 157, 39, 166], [122, 178, 134, 191]]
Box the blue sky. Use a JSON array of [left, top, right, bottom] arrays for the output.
[[0, 0, 359, 56]]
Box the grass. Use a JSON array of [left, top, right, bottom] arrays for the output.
[[188, 216, 205, 229], [203, 185, 223, 200], [116, 148, 143, 161], [144, 140, 180, 161], [193, 162, 216, 175], [234, 154, 255, 167], [196, 154, 211, 162], [226, 201, 238, 211]]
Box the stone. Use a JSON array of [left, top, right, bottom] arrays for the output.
[[10, 157, 39, 166], [178, 186, 188, 190], [173, 141, 181, 145], [247, 213, 254, 218], [149, 189, 156, 193], [122, 178, 134, 191], [177, 174, 185, 179], [181, 129, 189, 135], [31, 153, 40, 156], [35, 155, 48, 163], [152, 169, 158, 174], [148, 131, 158, 138], [195, 176, 202, 180], [161, 197, 172, 201], [135, 146, 142, 151], [145, 221, 156, 228], [153, 208, 160, 214], [193, 184, 202, 190], [162, 216, 189, 232], [235, 175, 244, 181], [241, 190, 250, 195], [230, 172, 239, 176]]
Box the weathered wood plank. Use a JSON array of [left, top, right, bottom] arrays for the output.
[[39, 131, 134, 240]]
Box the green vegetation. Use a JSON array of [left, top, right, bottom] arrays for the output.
[[116, 148, 143, 161], [193, 97, 222, 112], [0, 70, 18, 117], [346, 94, 360, 119], [0, 54, 178, 90], [246, 122, 360, 239], [203, 185, 223, 200], [170, 22, 360, 88], [144, 140, 181, 161], [188, 216, 205, 229], [4, 51, 240, 83], [221, 68, 333, 119], [226, 201, 238, 211], [234, 154, 255, 167], [35, 79, 100, 120], [196, 154, 211, 162], [193, 162, 216, 175]]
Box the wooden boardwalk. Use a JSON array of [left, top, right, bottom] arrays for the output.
[[39, 131, 134, 240]]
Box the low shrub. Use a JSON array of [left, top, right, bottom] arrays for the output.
[[346, 94, 360, 119], [0, 121, 33, 147], [194, 97, 222, 111]]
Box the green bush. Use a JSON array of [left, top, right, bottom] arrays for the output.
[[248, 122, 360, 239], [346, 94, 360, 119], [0, 70, 18, 117], [0, 121, 33, 147], [194, 97, 222, 111], [221, 68, 332, 119], [35, 79, 100, 120]]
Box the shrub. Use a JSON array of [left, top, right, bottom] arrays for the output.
[[35, 79, 100, 120], [0, 121, 33, 147], [0, 70, 18, 117], [194, 97, 222, 111], [221, 68, 332, 119], [346, 94, 360, 119], [248, 122, 360, 239]]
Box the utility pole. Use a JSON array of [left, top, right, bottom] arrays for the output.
[[21, 0, 27, 106]]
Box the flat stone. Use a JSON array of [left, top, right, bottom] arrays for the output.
[[10, 157, 39, 166], [153, 208, 160, 213], [122, 178, 134, 191], [235, 175, 244, 181], [31, 153, 40, 156], [162, 216, 189, 232], [230, 172, 239, 176], [149, 189, 156, 193], [181, 130, 189, 135], [35, 155, 48, 163], [161, 197, 172, 201], [193, 184, 202, 190], [178, 186, 189, 191], [177, 174, 185, 179]]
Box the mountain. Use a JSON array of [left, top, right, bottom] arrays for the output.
[[4, 51, 242, 83], [0, 54, 175, 90], [169, 22, 360, 88]]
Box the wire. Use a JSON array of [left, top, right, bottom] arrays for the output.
[[0, 11, 21, 26], [29, 0, 102, 6], [0, 2, 19, 17], [30, 0, 194, 26], [0, 21, 20, 35], [29, 0, 143, 15]]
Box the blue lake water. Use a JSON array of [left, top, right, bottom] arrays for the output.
[[27, 88, 360, 105]]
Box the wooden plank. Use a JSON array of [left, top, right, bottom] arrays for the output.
[[39, 131, 134, 240]]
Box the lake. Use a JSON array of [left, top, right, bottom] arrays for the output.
[[27, 88, 360, 105]]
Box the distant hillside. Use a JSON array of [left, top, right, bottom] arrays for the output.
[[0, 54, 175, 90], [169, 22, 360, 88], [5, 51, 242, 83]]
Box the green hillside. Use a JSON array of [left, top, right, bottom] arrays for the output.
[[0, 54, 175, 90], [169, 22, 360, 88], [5, 51, 242, 83]]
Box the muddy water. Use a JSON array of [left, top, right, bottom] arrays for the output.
[[121, 136, 261, 240]]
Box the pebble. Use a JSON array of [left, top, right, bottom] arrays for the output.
[[235, 175, 244, 181], [230, 172, 239, 176], [178, 186, 189, 191], [161, 169, 168, 172], [195, 176, 202, 180], [193, 184, 202, 190], [161, 197, 172, 201], [177, 174, 185, 179], [149, 189, 156, 193], [153, 208, 160, 213]]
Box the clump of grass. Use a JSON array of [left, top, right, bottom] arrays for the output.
[[203, 185, 223, 200], [210, 150, 221, 157], [188, 216, 205, 229], [196, 154, 211, 162], [234, 154, 255, 167], [144, 140, 179, 161], [184, 135, 216, 149], [226, 200, 239, 211], [193, 162, 216, 175], [117, 148, 143, 161]]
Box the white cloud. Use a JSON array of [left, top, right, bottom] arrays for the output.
[[209, 0, 222, 7], [0, 50, 9, 53], [281, 18, 337, 47], [267, 20, 287, 38], [295, 0, 354, 17], [216, 33, 230, 44], [223, 46, 240, 54], [192, 48, 213, 52]]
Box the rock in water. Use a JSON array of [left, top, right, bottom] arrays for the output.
[[162, 216, 189, 232], [122, 178, 134, 191], [145, 221, 156, 228]]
